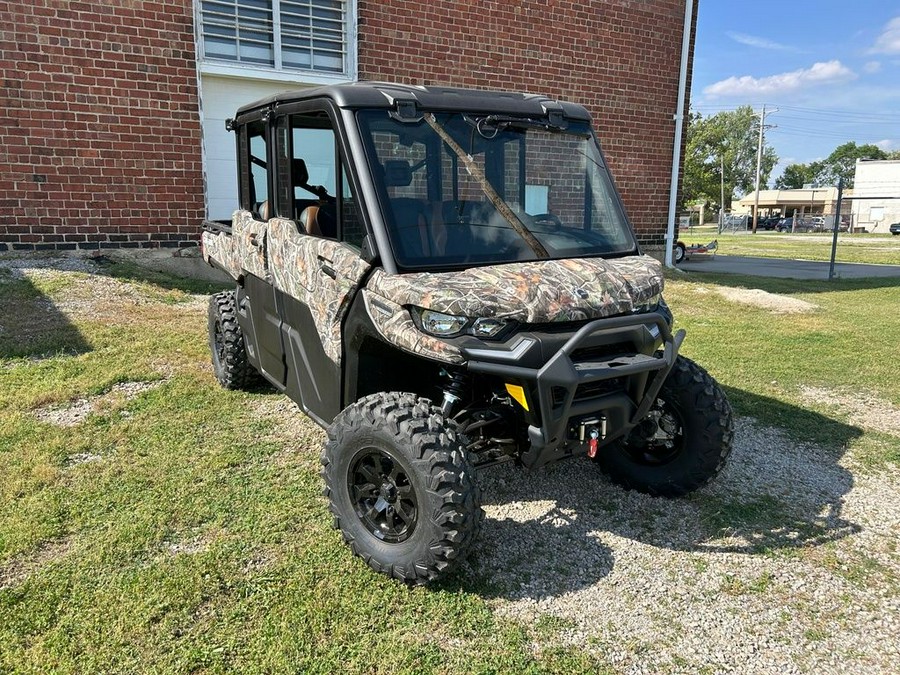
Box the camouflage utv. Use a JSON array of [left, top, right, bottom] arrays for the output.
[[202, 83, 733, 585]]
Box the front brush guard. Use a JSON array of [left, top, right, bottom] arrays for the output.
[[466, 313, 685, 468]]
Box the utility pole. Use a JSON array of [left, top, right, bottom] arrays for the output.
[[751, 105, 777, 234], [828, 178, 844, 280], [719, 153, 725, 234]]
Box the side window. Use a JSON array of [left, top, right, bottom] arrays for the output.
[[275, 111, 365, 248], [245, 120, 268, 221]]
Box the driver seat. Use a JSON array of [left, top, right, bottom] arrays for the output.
[[299, 206, 322, 237]]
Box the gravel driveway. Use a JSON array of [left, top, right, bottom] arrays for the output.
[[463, 417, 899, 673]]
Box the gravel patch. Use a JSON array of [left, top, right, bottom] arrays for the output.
[[460, 417, 899, 673], [0, 253, 207, 325], [34, 379, 167, 427], [800, 385, 900, 437], [0, 253, 98, 276], [717, 287, 818, 314]]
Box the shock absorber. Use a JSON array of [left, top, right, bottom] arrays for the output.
[[440, 369, 469, 417]]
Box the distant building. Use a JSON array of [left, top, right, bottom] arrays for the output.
[[850, 159, 900, 233], [735, 187, 841, 219]]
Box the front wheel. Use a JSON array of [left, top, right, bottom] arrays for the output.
[[674, 242, 686, 264], [322, 392, 483, 584], [593, 356, 733, 497]]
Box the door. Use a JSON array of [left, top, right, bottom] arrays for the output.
[[233, 117, 286, 386], [267, 108, 370, 423]]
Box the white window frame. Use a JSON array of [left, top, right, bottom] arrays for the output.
[[194, 0, 357, 85]]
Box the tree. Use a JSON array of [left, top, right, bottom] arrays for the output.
[[816, 142, 887, 188], [683, 106, 778, 212], [774, 162, 821, 189]]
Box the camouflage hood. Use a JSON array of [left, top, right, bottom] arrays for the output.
[[366, 254, 664, 323]]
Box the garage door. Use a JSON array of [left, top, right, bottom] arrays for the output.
[[201, 75, 314, 220]]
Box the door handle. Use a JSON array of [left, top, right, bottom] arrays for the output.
[[249, 233, 262, 248], [317, 255, 336, 279], [319, 261, 337, 279]]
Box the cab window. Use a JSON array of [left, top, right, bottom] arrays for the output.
[[241, 120, 269, 221], [275, 111, 364, 248]]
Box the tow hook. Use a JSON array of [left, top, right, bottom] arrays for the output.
[[578, 416, 607, 458], [588, 429, 599, 458]]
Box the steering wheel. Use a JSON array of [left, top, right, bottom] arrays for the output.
[[530, 212, 563, 230]]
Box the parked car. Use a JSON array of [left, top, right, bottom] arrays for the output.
[[775, 218, 792, 232], [890, 222, 900, 236], [745, 216, 778, 230]]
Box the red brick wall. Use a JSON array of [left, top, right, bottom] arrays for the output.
[[0, 0, 695, 252], [0, 0, 203, 251], [357, 0, 697, 248]]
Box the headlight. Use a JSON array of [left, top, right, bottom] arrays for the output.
[[471, 317, 507, 338], [632, 293, 662, 314], [412, 308, 509, 339], [418, 309, 468, 336]]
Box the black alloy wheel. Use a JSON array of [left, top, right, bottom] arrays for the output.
[[323, 392, 483, 585], [348, 448, 419, 543]]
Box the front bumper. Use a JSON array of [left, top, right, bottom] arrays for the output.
[[463, 313, 685, 468]]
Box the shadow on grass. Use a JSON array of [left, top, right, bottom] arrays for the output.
[[0, 273, 91, 359], [94, 258, 230, 296], [676, 269, 900, 294], [444, 388, 861, 600]]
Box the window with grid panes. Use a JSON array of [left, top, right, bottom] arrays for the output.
[[200, 0, 349, 74]]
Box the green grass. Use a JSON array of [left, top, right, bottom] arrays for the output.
[[666, 271, 900, 466], [2, 259, 899, 672], [0, 265, 613, 673], [680, 225, 900, 265]]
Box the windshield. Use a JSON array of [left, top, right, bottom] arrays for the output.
[[356, 110, 637, 269]]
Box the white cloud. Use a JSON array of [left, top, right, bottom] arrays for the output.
[[863, 60, 882, 74], [870, 16, 900, 54], [703, 61, 857, 98], [875, 139, 899, 151], [726, 31, 805, 52]]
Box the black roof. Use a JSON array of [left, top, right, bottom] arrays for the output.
[[234, 81, 592, 121]]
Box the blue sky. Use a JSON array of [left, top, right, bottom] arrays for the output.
[[691, 2, 900, 183]]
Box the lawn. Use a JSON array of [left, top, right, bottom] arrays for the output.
[[680, 225, 900, 266], [1, 253, 898, 673]]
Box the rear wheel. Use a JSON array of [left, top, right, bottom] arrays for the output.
[[208, 290, 261, 390], [322, 392, 483, 584], [674, 242, 686, 264], [593, 356, 733, 497]]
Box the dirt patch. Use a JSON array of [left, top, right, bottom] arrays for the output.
[[34, 379, 167, 427], [161, 528, 219, 557], [801, 385, 900, 437], [65, 452, 103, 466], [249, 396, 326, 471], [0, 537, 74, 589], [717, 287, 817, 313]]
